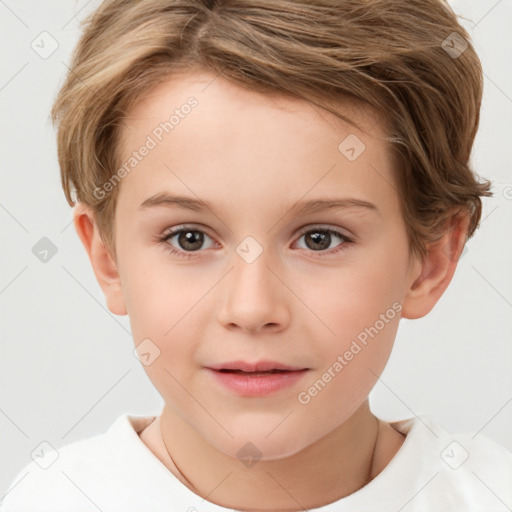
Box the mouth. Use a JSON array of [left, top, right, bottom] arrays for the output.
[[207, 360, 308, 373], [217, 369, 294, 376], [206, 365, 309, 396]]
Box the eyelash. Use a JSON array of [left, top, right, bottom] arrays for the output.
[[158, 224, 354, 259]]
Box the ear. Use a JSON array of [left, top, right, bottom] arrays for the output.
[[402, 209, 470, 319], [73, 203, 127, 316]]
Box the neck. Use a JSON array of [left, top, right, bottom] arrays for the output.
[[157, 401, 382, 511]]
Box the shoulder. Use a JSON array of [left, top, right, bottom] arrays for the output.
[[404, 415, 512, 470], [452, 426, 512, 488], [0, 415, 156, 512], [390, 415, 512, 508]]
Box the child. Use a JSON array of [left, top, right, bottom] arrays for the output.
[[2, 0, 511, 510]]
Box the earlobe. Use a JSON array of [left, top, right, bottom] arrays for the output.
[[73, 204, 128, 316], [401, 211, 470, 320]]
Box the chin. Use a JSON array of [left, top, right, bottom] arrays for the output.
[[207, 420, 314, 462]]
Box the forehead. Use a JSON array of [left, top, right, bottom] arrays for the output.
[[115, 70, 399, 219], [121, 69, 385, 143]]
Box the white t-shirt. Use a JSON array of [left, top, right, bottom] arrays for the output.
[[1, 414, 511, 511]]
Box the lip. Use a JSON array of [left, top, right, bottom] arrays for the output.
[[205, 361, 309, 397], [206, 360, 308, 372]]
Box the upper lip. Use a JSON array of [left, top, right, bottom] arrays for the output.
[[207, 360, 308, 372]]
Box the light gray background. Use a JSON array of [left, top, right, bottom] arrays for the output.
[[1, 0, 511, 500]]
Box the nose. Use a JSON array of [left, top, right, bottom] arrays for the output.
[[216, 247, 290, 334]]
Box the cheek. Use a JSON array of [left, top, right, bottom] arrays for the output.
[[297, 265, 402, 422], [303, 244, 406, 386], [125, 266, 204, 404], [310, 258, 404, 341], [120, 254, 204, 377], [121, 246, 197, 331]]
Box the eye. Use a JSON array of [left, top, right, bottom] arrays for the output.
[[159, 225, 216, 259], [158, 224, 354, 259], [294, 226, 353, 257]]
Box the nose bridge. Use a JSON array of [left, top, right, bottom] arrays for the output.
[[232, 234, 278, 301], [217, 234, 288, 331], [241, 241, 270, 278]]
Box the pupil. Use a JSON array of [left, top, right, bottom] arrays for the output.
[[306, 231, 330, 251], [175, 230, 332, 252], [179, 231, 203, 251]]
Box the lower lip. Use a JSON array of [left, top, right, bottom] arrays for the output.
[[206, 368, 309, 396]]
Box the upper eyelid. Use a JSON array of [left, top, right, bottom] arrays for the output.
[[296, 224, 351, 237], [162, 223, 353, 243]]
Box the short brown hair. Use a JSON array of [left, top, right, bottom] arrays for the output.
[[51, 0, 492, 261]]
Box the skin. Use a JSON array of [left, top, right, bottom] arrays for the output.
[[74, 70, 469, 511]]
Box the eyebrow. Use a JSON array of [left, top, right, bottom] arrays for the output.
[[139, 193, 379, 216]]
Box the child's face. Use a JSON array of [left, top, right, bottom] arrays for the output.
[[97, 70, 423, 458]]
